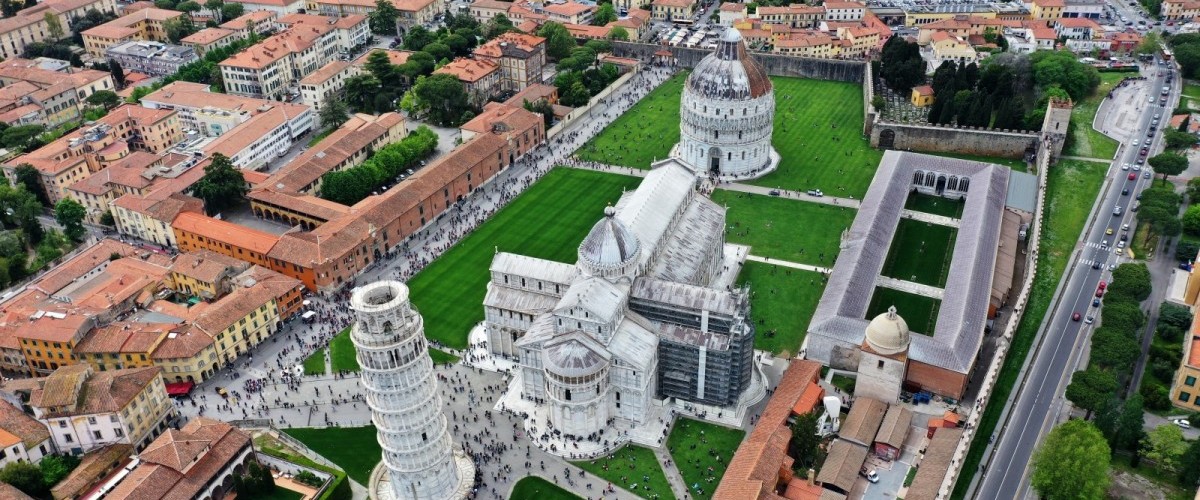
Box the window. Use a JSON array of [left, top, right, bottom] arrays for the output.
[[877, 360, 884, 369], [87, 416, 97, 424], [58, 421, 67, 428], [1187, 376, 1197, 387], [115, 428, 123, 437], [64, 434, 73, 443], [93, 430, 103, 440], [1180, 391, 1192, 403]]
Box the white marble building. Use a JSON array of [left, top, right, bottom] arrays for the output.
[[674, 28, 779, 180]]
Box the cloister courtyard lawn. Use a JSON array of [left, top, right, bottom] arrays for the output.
[[879, 218, 957, 288], [577, 75, 882, 198], [284, 425, 380, 486], [408, 168, 642, 349], [736, 261, 826, 356], [709, 190, 854, 267], [866, 287, 941, 336], [510, 476, 582, 500], [905, 192, 965, 219], [667, 419, 745, 500], [572, 445, 675, 500]]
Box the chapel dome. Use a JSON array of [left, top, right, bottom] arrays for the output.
[[577, 206, 640, 274], [686, 28, 772, 101], [545, 337, 608, 378], [865, 306, 910, 356]]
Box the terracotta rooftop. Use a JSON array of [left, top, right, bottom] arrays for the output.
[[474, 32, 546, 59], [73, 322, 176, 355], [219, 9, 277, 30], [105, 418, 251, 500], [172, 212, 281, 255], [435, 57, 499, 83], [814, 439, 867, 493], [471, 0, 512, 11], [151, 325, 213, 360], [544, 1, 594, 16], [461, 102, 543, 136], [874, 405, 912, 449], [169, 249, 249, 284], [263, 112, 404, 193], [247, 189, 352, 221], [913, 85, 934, 96], [0, 482, 35, 500], [51, 443, 134, 500], [181, 27, 237, 45], [651, 0, 694, 7], [0, 400, 50, 449], [202, 102, 312, 160], [354, 48, 415, 67], [28, 365, 162, 417], [719, 2, 745, 11], [83, 7, 183, 38], [839, 397, 887, 446], [300, 60, 356, 85], [220, 24, 334, 69], [503, 83, 559, 107], [905, 427, 964, 500], [191, 280, 279, 336]]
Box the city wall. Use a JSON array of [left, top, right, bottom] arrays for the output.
[[869, 121, 1041, 159], [609, 41, 866, 82]]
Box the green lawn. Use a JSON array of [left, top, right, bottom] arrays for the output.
[[578, 75, 882, 198], [831, 373, 856, 394], [302, 348, 326, 376], [1064, 72, 1126, 160], [736, 261, 826, 356], [905, 192, 965, 219], [866, 287, 940, 336], [880, 218, 957, 288], [667, 419, 745, 500], [329, 327, 359, 373], [953, 160, 1108, 499], [1182, 81, 1200, 107], [407, 168, 641, 349], [254, 433, 352, 500], [576, 72, 686, 168], [925, 152, 1029, 172], [572, 445, 674, 500], [259, 488, 304, 500], [510, 476, 583, 500], [283, 426, 380, 487], [710, 190, 854, 267], [429, 347, 460, 365]]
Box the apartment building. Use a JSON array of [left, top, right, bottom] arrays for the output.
[[219, 9, 280, 34], [473, 32, 547, 93], [277, 12, 370, 48], [824, 0, 865, 21], [81, 7, 182, 57], [1, 365, 174, 453], [1053, 16, 1101, 39], [774, 31, 839, 57], [1029, 0, 1065, 18], [299, 60, 361, 114], [181, 27, 243, 56], [226, 0, 307, 15], [254, 112, 406, 198], [0, 0, 119, 60], [543, 1, 595, 24], [68, 151, 207, 224], [169, 249, 250, 299], [470, 0, 512, 21], [930, 32, 979, 65], [1162, 0, 1200, 20], [219, 14, 366, 100], [650, 0, 696, 21], [201, 102, 314, 170], [73, 323, 174, 372], [111, 191, 205, 248], [0, 401, 53, 467], [435, 58, 500, 107], [105, 40, 198, 77], [756, 4, 824, 28], [0, 58, 115, 128]]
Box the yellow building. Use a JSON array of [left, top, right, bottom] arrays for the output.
[[930, 32, 978, 66], [81, 8, 184, 58], [905, 9, 999, 26], [1161, 0, 1200, 20], [911, 85, 935, 107], [650, 0, 696, 21], [168, 249, 250, 299], [1030, 0, 1064, 19], [0, 0, 119, 60], [191, 281, 282, 367], [1170, 331, 1200, 412], [773, 31, 840, 58], [73, 323, 173, 372], [111, 192, 205, 249]]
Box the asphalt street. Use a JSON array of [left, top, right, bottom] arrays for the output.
[[974, 63, 1175, 499]]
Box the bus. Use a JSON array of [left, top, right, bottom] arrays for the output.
[[672, 18, 694, 26]]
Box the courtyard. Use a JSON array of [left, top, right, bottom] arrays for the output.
[[709, 190, 854, 267], [866, 287, 941, 336], [879, 218, 958, 288], [736, 261, 826, 356], [905, 192, 965, 219]]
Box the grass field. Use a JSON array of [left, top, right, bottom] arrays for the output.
[[1064, 72, 1126, 160], [667, 419, 745, 500], [329, 327, 359, 373], [880, 218, 957, 288], [578, 75, 882, 198], [905, 192, 965, 218], [953, 160, 1108, 499], [1182, 81, 1200, 108], [510, 477, 583, 500], [736, 261, 826, 356], [406, 169, 642, 348], [866, 287, 940, 336], [709, 190, 854, 267], [429, 348, 460, 365], [283, 426, 380, 486], [576, 73, 686, 168], [572, 445, 674, 500], [302, 348, 326, 375]]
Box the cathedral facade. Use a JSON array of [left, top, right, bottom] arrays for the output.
[[482, 163, 756, 437]]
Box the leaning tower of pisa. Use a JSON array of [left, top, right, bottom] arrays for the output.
[[350, 281, 470, 500]]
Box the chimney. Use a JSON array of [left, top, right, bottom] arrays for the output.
[[807, 468, 816, 486]]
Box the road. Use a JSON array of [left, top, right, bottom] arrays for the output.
[[973, 62, 1176, 499]]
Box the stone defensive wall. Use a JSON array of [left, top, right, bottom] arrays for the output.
[[610, 41, 866, 82], [868, 121, 1040, 159]]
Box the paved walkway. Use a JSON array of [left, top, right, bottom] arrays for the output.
[[745, 255, 830, 274], [875, 275, 945, 300], [900, 209, 960, 228]]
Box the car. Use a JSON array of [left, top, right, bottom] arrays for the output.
[[866, 470, 880, 483], [1092, 261, 1102, 269], [1109, 263, 1117, 271], [768, 190, 780, 196], [1121, 234, 1128, 242], [1129, 172, 1137, 180], [1122, 223, 1130, 231], [1144, 171, 1151, 178], [1122, 188, 1130, 196], [1072, 312, 1082, 321], [1122, 163, 1130, 170], [1137, 157, 1146, 165], [1148, 130, 1155, 137], [1096, 288, 1105, 297], [1174, 419, 1192, 429], [1085, 316, 1095, 324], [1106, 228, 1114, 235], [1117, 240, 1126, 249], [1133, 164, 1141, 171], [1099, 281, 1108, 290], [1141, 147, 1150, 155], [1093, 298, 1102, 307], [807, 189, 823, 197]]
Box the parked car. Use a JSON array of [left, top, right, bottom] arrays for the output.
[[1173, 419, 1191, 429]]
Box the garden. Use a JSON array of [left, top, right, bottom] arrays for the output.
[[572, 445, 674, 500], [510, 476, 582, 500], [666, 419, 746, 500], [866, 287, 941, 336]]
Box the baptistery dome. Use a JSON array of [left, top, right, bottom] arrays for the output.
[[674, 28, 779, 180]]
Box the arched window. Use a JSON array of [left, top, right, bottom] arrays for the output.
[[926, 174, 936, 187], [914, 171, 924, 185], [738, 131, 742, 140], [949, 176, 959, 191], [959, 178, 969, 192], [714, 130, 719, 139]]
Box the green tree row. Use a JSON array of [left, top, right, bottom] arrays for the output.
[[320, 126, 439, 205]]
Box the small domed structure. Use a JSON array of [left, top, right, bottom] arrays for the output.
[[865, 306, 910, 356], [675, 27, 778, 180], [577, 206, 640, 279]]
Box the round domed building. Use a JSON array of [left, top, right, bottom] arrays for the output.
[[855, 306, 911, 402], [673, 28, 780, 180]]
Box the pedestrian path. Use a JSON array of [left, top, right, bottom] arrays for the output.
[[745, 254, 830, 274], [900, 209, 959, 228], [651, 444, 689, 500], [875, 276, 945, 300]]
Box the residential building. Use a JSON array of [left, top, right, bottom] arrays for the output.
[[219, 14, 367, 100], [1, 365, 174, 454], [0, 58, 116, 101], [0, 0, 119, 61], [1171, 328, 1200, 411], [226, 0, 307, 15], [394, 0, 444, 31], [0, 58, 115, 129], [173, 212, 281, 268], [930, 32, 978, 66], [300, 60, 361, 115], [460, 102, 545, 158], [543, 1, 595, 24], [1053, 16, 1100, 39], [609, 8, 651, 39], [191, 274, 283, 366], [168, 249, 250, 299], [0, 400, 53, 467], [50, 444, 134, 499], [473, 32, 547, 93], [833, 25, 881, 58], [66, 151, 204, 224], [112, 191, 205, 247], [1162, 0, 1200, 20], [717, 2, 747, 27], [1030, 0, 1065, 19], [105, 40, 199, 77], [470, 0, 512, 21], [277, 12, 370, 48], [200, 100, 315, 170], [774, 31, 840, 57], [824, 0, 865, 21], [219, 9, 280, 34], [140, 80, 306, 140], [100, 418, 256, 500], [73, 323, 174, 372], [650, 0, 696, 21], [181, 27, 243, 56], [81, 7, 183, 58], [435, 58, 501, 107], [756, 4, 824, 28]]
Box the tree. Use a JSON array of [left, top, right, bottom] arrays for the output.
[[592, 3, 617, 25], [14, 164, 48, 207], [879, 36, 925, 93], [1028, 50, 1101, 101], [1, 124, 46, 150], [204, 0, 224, 21], [539, 22, 575, 60], [177, 0, 202, 15], [483, 13, 514, 39], [86, 90, 120, 108], [1031, 420, 1110, 500], [319, 96, 350, 129], [1148, 152, 1189, 182], [1109, 263, 1153, 302], [44, 12, 64, 41], [108, 58, 126, 89], [523, 99, 554, 128], [54, 198, 87, 242], [1164, 128, 1198, 150], [1099, 300, 1145, 334], [562, 79, 591, 107], [608, 25, 629, 41], [342, 74, 381, 112], [221, 2, 243, 20], [403, 26, 435, 51], [369, 0, 399, 35], [790, 411, 822, 469], [1158, 302, 1193, 342], [1064, 367, 1118, 419], [412, 73, 470, 126], [1114, 394, 1146, 453], [1142, 424, 1188, 473], [1089, 327, 1139, 372], [191, 153, 247, 214], [0, 460, 48, 497], [164, 16, 198, 44], [40, 454, 81, 486], [1179, 439, 1200, 487], [423, 42, 452, 61], [1177, 238, 1200, 262], [1138, 31, 1163, 56]]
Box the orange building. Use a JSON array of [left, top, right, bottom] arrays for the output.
[[172, 212, 280, 268]]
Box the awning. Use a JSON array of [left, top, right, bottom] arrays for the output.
[[165, 381, 194, 396], [302, 311, 317, 319]]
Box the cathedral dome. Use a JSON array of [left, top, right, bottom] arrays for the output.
[[865, 306, 910, 356], [545, 337, 609, 378], [577, 206, 640, 277], [686, 28, 772, 101]]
